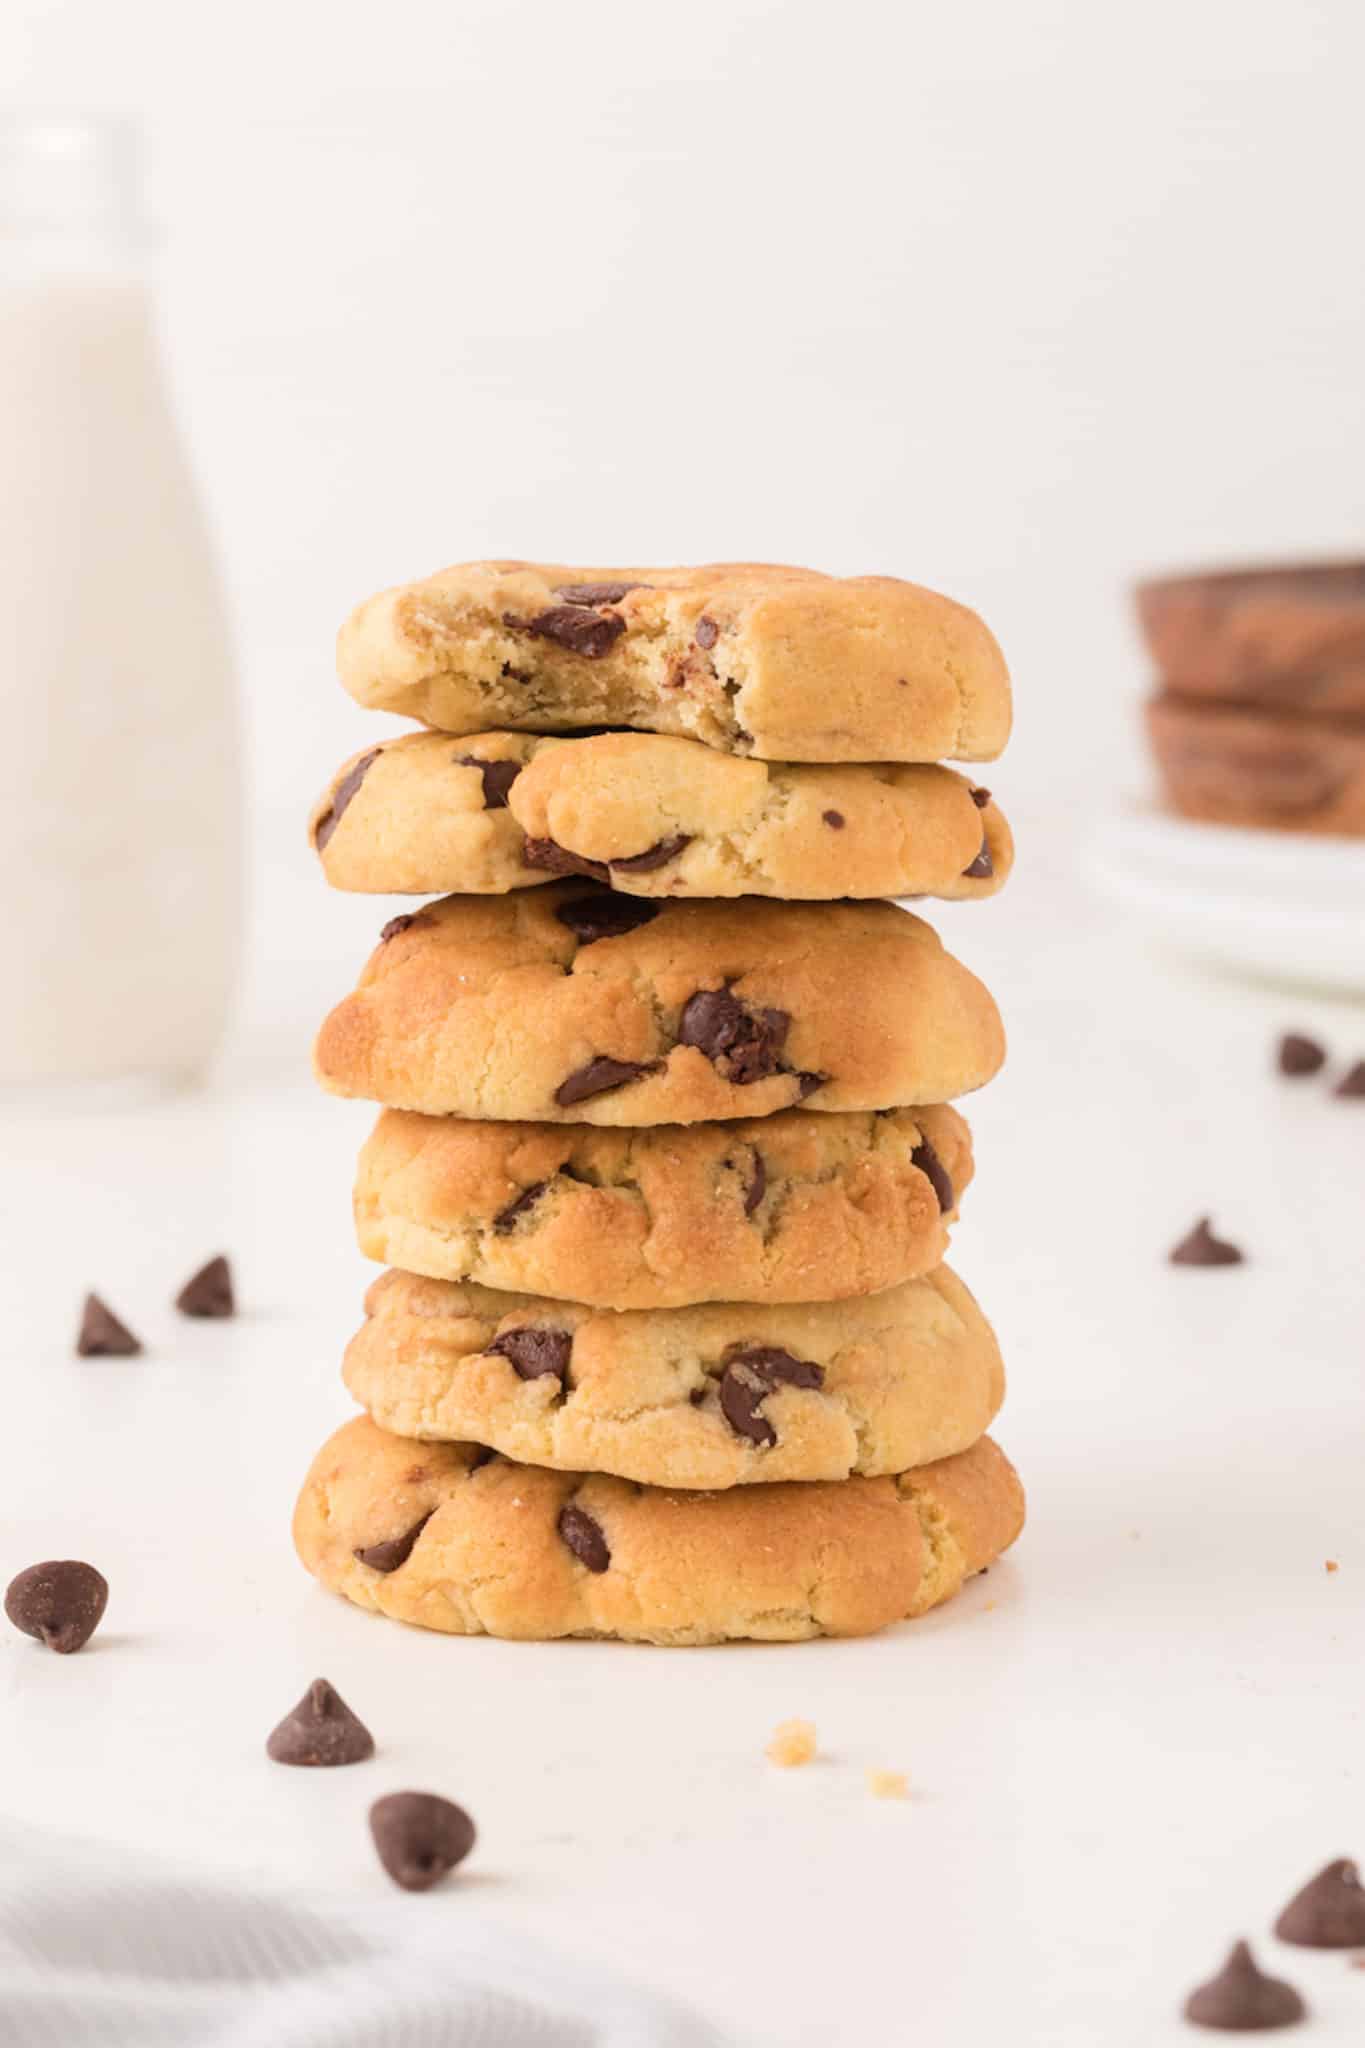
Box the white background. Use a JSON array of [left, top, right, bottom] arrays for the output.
[[4, 3, 1365, 2043]]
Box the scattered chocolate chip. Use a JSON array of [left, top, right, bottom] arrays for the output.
[[1334, 1060, 1365, 1099], [793, 1071, 827, 1099], [493, 1182, 548, 1234], [678, 988, 790, 1085], [266, 1678, 375, 1767], [504, 606, 626, 658], [5, 1560, 108, 1654], [380, 913, 421, 942], [369, 1791, 476, 1892], [1276, 1033, 1326, 1076], [822, 810, 845, 829], [353, 1512, 434, 1574], [1183, 1940, 1305, 2031], [611, 833, 692, 873], [695, 615, 719, 650], [911, 1136, 954, 1214], [553, 581, 646, 606], [744, 1149, 767, 1216], [970, 786, 992, 808], [718, 1346, 825, 1449], [314, 749, 381, 853], [558, 1503, 610, 1572], [488, 1326, 572, 1380], [174, 1255, 234, 1319], [1274, 1859, 1365, 1947], [456, 753, 521, 809], [1170, 1217, 1244, 1267], [555, 1056, 658, 1107], [522, 836, 610, 881], [962, 838, 994, 879], [76, 1293, 142, 1357], [555, 893, 661, 944]]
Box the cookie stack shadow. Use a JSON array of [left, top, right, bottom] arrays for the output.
[[294, 561, 1025, 1646]]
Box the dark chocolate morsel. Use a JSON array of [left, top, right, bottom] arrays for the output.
[[793, 1071, 828, 1099], [970, 786, 991, 808], [822, 810, 845, 829], [354, 1512, 434, 1574], [369, 1790, 476, 1892], [1334, 1060, 1365, 1099], [1182, 1940, 1306, 2030], [455, 753, 522, 809], [554, 1056, 658, 1107], [718, 1346, 825, 1448], [1274, 1858, 1365, 1947], [961, 837, 994, 879], [521, 837, 611, 882], [695, 615, 719, 650], [911, 1136, 954, 1214], [1276, 1032, 1327, 1077], [175, 1255, 234, 1319], [380, 913, 427, 943], [1169, 1217, 1244, 1267], [555, 893, 662, 944], [488, 1326, 572, 1381], [5, 1560, 108, 1654], [314, 749, 381, 853], [611, 834, 691, 873], [76, 1293, 142, 1357], [504, 606, 627, 658], [677, 988, 790, 1086], [493, 1182, 548, 1234], [558, 1503, 610, 1572], [553, 581, 647, 606], [744, 1149, 766, 1216], [266, 1678, 375, 1767]]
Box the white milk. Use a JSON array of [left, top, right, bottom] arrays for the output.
[[0, 119, 241, 1090]]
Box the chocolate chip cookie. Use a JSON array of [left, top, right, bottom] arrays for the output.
[[294, 1413, 1024, 1644], [312, 729, 1011, 900], [354, 1102, 971, 1307], [314, 886, 1005, 1124], [342, 1264, 1004, 1488], [336, 561, 1011, 763]]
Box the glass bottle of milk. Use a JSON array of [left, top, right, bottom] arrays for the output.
[[0, 117, 241, 1094]]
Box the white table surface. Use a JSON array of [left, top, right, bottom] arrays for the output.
[[3, 838, 1364, 2046]]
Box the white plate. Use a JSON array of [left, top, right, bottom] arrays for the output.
[[1089, 801, 1365, 996]]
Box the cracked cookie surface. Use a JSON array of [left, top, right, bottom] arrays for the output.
[[315, 733, 1010, 901], [311, 729, 1011, 900], [354, 1102, 971, 1307], [314, 885, 1005, 1123], [293, 1413, 1025, 1644], [343, 1264, 1004, 1488], [336, 560, 1011, 764]]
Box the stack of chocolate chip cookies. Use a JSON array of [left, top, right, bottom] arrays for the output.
[[295, 562, 1025, 1646]]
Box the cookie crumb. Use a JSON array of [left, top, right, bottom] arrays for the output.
[[866, 1768, 908, 1801], [1325, 1559, 1340, 1573], [766, 1718, 817, 1768]]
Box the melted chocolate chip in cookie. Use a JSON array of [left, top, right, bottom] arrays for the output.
[[488, 1326, 572, 1381], [455, 753, 521, 809], [961, 838, 994, 879], [380, 912, 431, 943], [522, 837, 610, 882], [354, 1513, 434, 1574], [504, 606, 627, 659], [911, 1136, 954, 1214], [970, 786, 992, 808], [266, 1678, 375, 1768], [555, 1056, 660, 1107], [718, 1347, 825, 1448], [744, 1148, 767, 1215], [493, 1182, 548, 1234], [822, 809, 845, 829], [5, 1560, 108, 1654], [558, 1503, 611, 1572], [678, 988, 790, 1086], [314, 748, 381, 852], [695, 615, 719, 650], [553, 581, 648, 606], [555, 893, 662, 944], [611, 834, 692, 873]]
